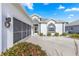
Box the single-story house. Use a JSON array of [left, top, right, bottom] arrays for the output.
[[0, 3, 68, 54], [32, 14, 67, 35], [0, 3, 33, 53], [65, 20, 79, 34]]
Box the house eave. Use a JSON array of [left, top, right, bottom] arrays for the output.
[[12, 3, 33, 26]]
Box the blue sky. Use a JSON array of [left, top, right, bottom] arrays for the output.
[[22, 3, 79, 22]]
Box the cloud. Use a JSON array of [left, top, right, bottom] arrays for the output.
[[68, 14, 74, 19], [58, 5, 65, 10], [68, 16, 71, 19], [23, 3, 33, 10], [65, 8, 79, 12], [69, 14, 74, 17]]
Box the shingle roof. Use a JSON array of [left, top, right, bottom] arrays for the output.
[[66, 20, 79, 26], [32, 14, 67, 23], [40, 18, 47, 21]]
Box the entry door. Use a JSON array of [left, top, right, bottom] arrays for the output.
[[34, 24, 38, 33]]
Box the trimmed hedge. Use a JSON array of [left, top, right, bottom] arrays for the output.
[[47, 32, 51, 36], [39, 33, 43, 36], [61, 33, 68, 36], [1, 42, 47, 56], [54, 33, 59, 36], [69, 34, 79, 39]]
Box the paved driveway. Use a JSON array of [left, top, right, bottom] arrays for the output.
[[20, 36, 79, 56]]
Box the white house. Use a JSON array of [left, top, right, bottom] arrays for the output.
[[65, 20, 79, 34], [32, 14, 67, 35], [0, 3, 68, 54], [0, 3, 33, 53]]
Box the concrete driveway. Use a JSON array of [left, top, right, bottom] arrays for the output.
[[20, 36, 79, 56]]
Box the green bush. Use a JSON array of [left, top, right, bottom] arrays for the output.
[[61, 33, 68, 36], [1, 42, 47, 56], [39, 33, 43, 36], [54, 33, 59, 36], [47, 32, 51, 36], [69, 34, 79, 39]]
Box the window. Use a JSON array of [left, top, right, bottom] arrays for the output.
[[71, 27, 73, 30], [48, 23, 55, 32]]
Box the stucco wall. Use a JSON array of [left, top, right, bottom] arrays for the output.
[[55, 23, 63, 34], [41, 23, 47, 35], [40, 23, 65, 35], [2, 3, 33, 26], [63, 23, 65, 33], [0, 4, 2, 53], [1, 3, 33, 52], [37, 24, 40, 33]]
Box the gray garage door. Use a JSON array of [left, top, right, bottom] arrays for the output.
[[13, 17, 31, 43]]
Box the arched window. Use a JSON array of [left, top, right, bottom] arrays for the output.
[[48, 23, 55, 32]]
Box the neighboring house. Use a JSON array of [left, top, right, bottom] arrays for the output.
[[32, 14, 67, 35], [65, 20, 79, 34], [0, 3, 33, 53]]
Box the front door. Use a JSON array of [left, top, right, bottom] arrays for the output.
[[34, 24, 38, 33]]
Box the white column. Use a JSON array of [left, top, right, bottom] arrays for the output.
[[64, 23, 66, 33], [6, 17, 13, 49], [2, 4, 14, 51], [2, 14, 13, 51], [31, 26, 34, 36], [41, 24, 47, 35], [0, 3, 2, 53]]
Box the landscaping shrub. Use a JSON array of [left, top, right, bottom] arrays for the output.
[[69, 34, 79, 39], [54, 33, 59, 36], [39, 33, 43, 36], [47, 32, 51, 36], [61, 33, 68, 36], [1, 42, 47, 56]]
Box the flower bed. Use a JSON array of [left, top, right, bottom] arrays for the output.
[[1, 42, 47, 56]]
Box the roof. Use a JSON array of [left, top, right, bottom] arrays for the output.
[[66, 20, 79, 26], [13, 3, 32, 22], [32, 14, 67, 24], [46, 19, 66, 23]]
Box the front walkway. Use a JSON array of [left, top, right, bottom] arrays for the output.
[[20, 36, 79, 56]]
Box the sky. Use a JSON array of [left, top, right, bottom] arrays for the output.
[[21, 3, 79, 22]]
